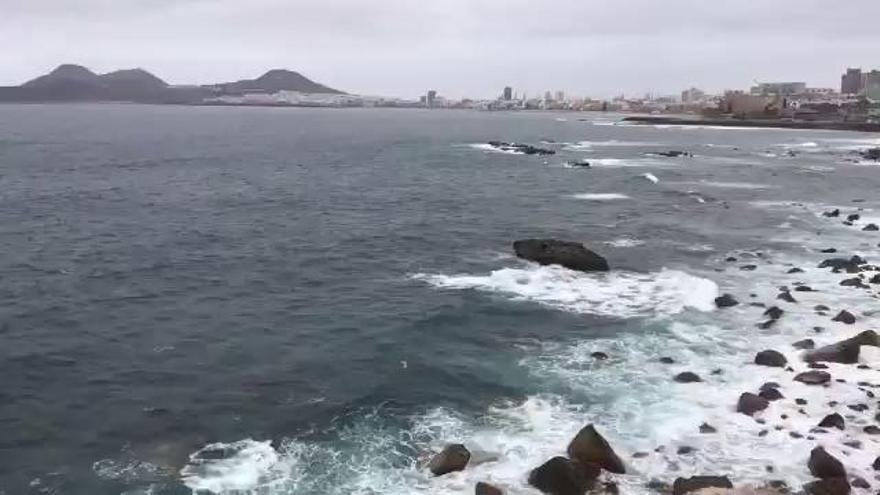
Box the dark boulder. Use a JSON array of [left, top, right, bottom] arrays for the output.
[[659, 357, 676, 364], [755, 350, 787, 367], [528, 456, 590, 495], [863, 223, 879, 231], [803, 478, 850, 495], [428, 444, 471, 476], [674, 372, 702, 383], [795, 371, 831, 385], [869, 274, 880, 284], [873, 456, 880, 470], [793, 339, 815, 350], [846, 213, 860, 222], [764, 306, 784, 320], [671, 476, 732, 495], [737, 392, 769, 415], [794, 285, 815, 292], [822, 209, 840, 218], [864, 425, 880, 435], [488, 141, 555, 156], [475, 481, 504, 495], [777, 292, 797, 303], [650, 150, 693, 158], [808, 446, 846, 479], [591, 352, 609, 360], [699, 423, 717, 434], [567, 424, 626, 474], [714, 294, 739, 308], [821, 248, 838, 253], [513, 239, 609, 272], [817, 413, 845, 430], [850, 477, 869, 490], [740, 264, 757, 271], [804, 330, 879, 364], [788, 267, 804, 274], [840, 278, 867, 288], [759, 388, 784, 401], [831, 310, 856, 324]]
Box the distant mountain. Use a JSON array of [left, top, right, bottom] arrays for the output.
[[0, 64, 344, 104], [214, 69, 344, 95]]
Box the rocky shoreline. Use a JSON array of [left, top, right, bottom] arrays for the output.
[[419, 221, 879, 494]]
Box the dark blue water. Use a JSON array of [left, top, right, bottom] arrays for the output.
[[1, 105, 879, 494]]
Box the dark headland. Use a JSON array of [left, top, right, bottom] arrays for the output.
[[622, 115, 880, 132], [0, 64, 345, 104]]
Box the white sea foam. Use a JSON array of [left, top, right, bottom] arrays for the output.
[[641, 172, 659, 184], [180, 440, 287, 493], [571, 193, 630, 200], [605, 238, 646, 248], [467, 143, 522, 155], [412, 265, 719, 318], [565, 140, 660, 150], [696, 181, 775, 190]]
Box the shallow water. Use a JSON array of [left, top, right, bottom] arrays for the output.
[[0, 105, 878, 494]]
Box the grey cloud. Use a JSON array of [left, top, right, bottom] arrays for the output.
[[1, 0, 878, 98]]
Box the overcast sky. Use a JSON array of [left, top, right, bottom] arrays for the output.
[[2, 0, 879, 99]]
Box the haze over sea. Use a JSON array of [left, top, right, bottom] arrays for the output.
[[1, 104, 879, 495]]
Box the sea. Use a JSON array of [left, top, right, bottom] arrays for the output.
[[0, 104, 878, 495]]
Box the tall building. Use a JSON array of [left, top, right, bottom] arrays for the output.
[[865, 71, 880, 101], [841, 68, 863, 94], [681, 87, 706, 104], [555, 90, 565, 102], [502, 86, 513, 101], [426, 90, 437, 108]]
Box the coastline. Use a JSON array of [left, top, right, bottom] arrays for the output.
[[622, 116, 880, 133]]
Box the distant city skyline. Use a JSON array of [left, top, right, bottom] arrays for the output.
[[2, 0, 879, 99]]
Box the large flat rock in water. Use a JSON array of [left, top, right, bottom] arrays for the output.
[[513, 239, 610, 272]]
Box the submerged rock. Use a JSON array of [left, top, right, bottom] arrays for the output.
[[566, 160, 591, 168], [777, 292, 797, 303], [863, 223, 879, 231], [528, 456, 590, 495], [513, 239, 609, 272], [737, 393, 769, 416], [567, 424, 626, 474], [793, 339, 815, 350], [674, 372, 702, 383], [699, 423, 717, 434], [822, 209, 840, 218], [818, 257, 863, 273], [764, 306, 784, 320], [650, 150, 693, 158], [795, 371, 831, 385], [804, 330, 879, 364], [808, 447, 846, 479], [755, 350, 787, 368], [671, 476, 732, 495], [475, 481, 504, 495], [759, 388, 784, 401], [428, 444, 471, 476]]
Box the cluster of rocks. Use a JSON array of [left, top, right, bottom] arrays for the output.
[[859, 147, 880, 161], [487, 140, 556, 156], [822, 208, 879, 232]]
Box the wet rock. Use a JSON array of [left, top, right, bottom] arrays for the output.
[[699, 423, 717, 434], [476, 481, 504, 495], [815, 304, 830, 311], [864, 425, 880, 435], [777, 292, 797, 303], [831, 310, 856, 324], [488, 141, 555, 156], [793, 339, 815, 350], [659, 357, 676, 364], [847, 403, 868, 412], [725, 256, 738, 262], [676, 446, 695, 455], [647, 479, 672, 494], [632, 451, 649, 458], [788, 267, 805, 274], [850, 477, 869, 490], [565, 160, 591, 168], [738, 393, 769, 416], [805, 331, 879, 364], [821, 248, 838, 253], [847, 213, 860, 222], [822, 209, 840, 218], [760, 388, 784, 401], [808, 447, 847, 479], [674, 372, 702, 383], [840, 278, 867, 288], [869, 274, 880, 284], [567, 424, 626, 474], [796, 398, 808, 405], [528, 456, 590, 495], [671, 476, 732, 495], [764, 306, 785, 320], [803, 478, 850, 495], [794, 285, 815, 292], [809, 362, 829, 369], [755, 350, 787, 368], [428, 444, 471, 476], [591, 352, 609, 360], [817, 413, 845, 430], [513, 239, 609, 272], [795, 371, 831, 385], [863, 224, 879, 231], [873, 456, 880, 470], [758, 320, 776, 330], [650, 150, 693, 158], [715, 294, 739, 308], [842, 440, 861, 449]]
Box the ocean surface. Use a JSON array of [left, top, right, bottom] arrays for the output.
[[1, 105, 878, 495]]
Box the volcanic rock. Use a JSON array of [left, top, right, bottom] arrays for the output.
[[428, 444, 471, 476], [737, 393, 769, 415], [513, 239, 609, 272], [808, 447, 846, 479], [755, 350, 787, 367], [567, 424, 626, 474]]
